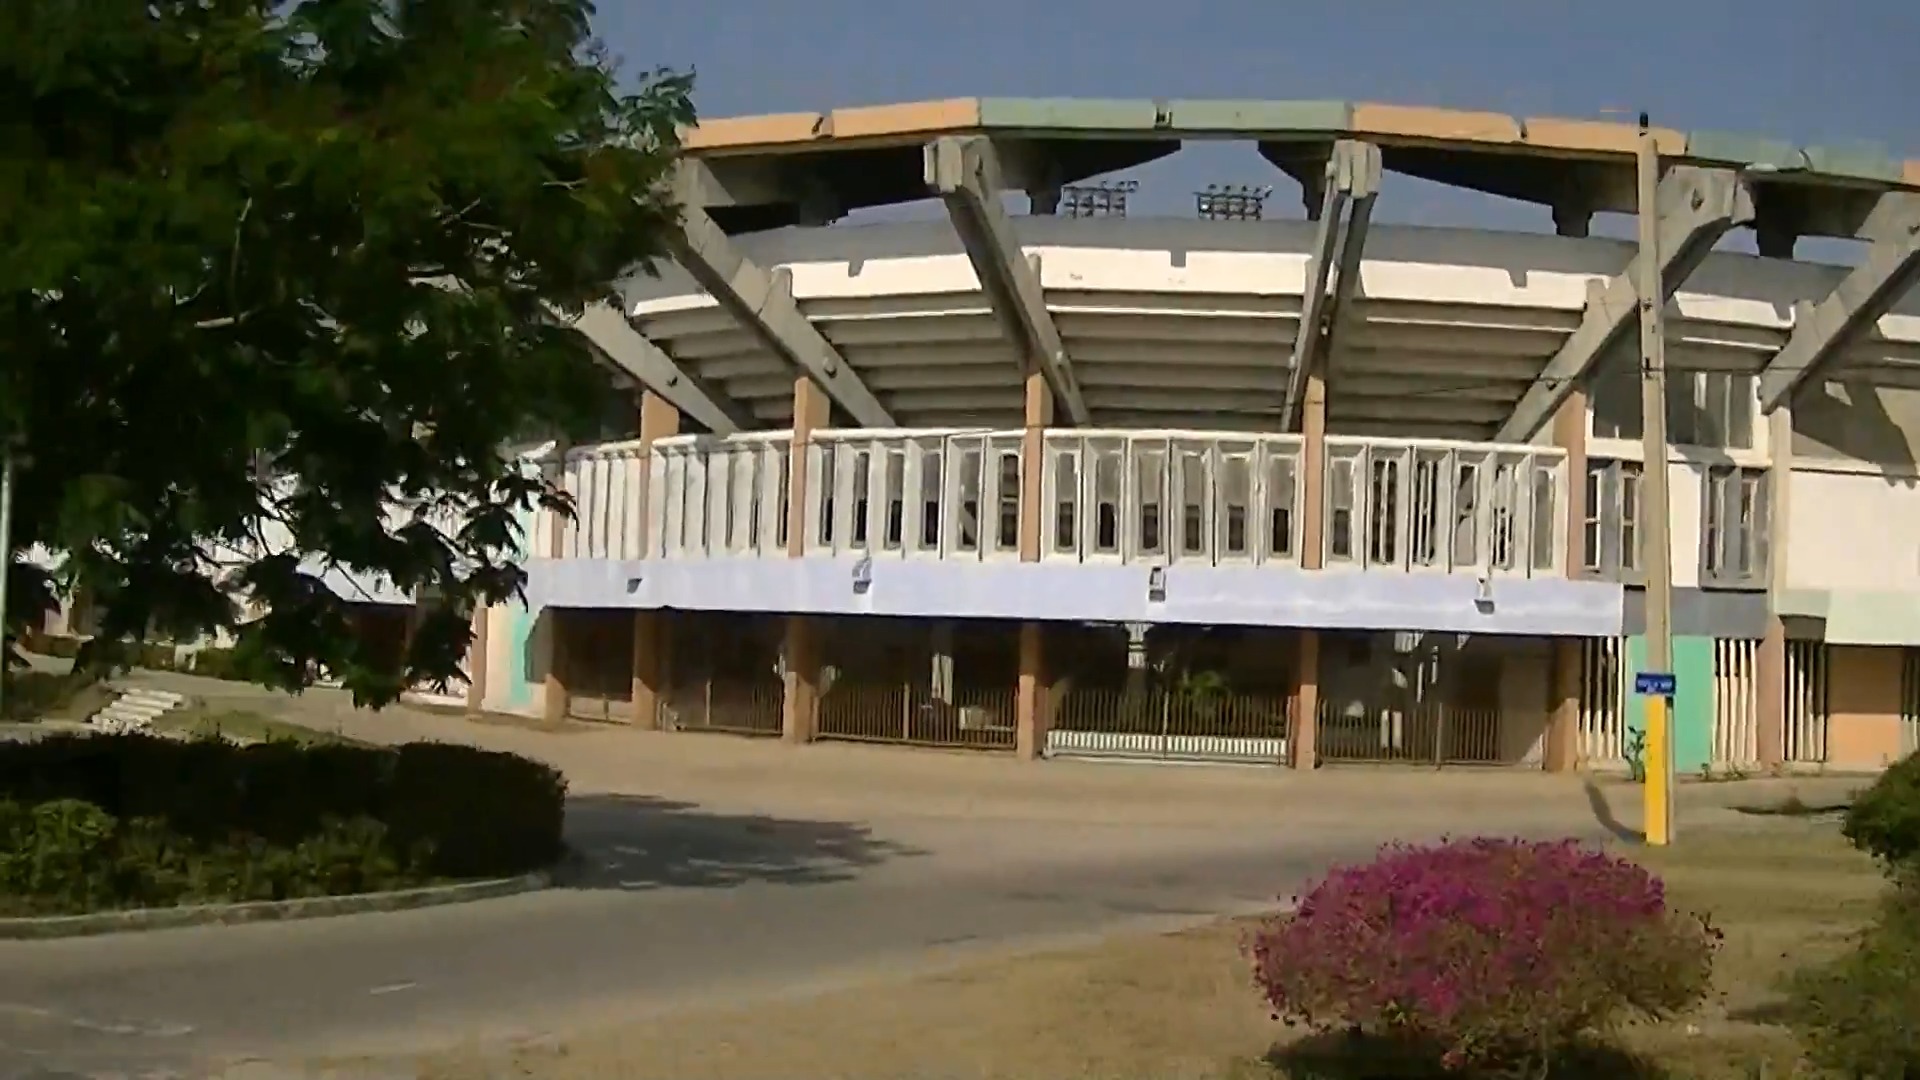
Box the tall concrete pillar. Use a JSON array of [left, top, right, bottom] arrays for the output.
[[464, 606, 490, 715], [1757, 405, 1793, 767], [541, 439, 571, 724], [1291, 364, 1327, 769], [1015, 364, 1055, 759], [630, 391, 679, 730], [1545, 391, 1589, 772], [782, 375, 831, 744]]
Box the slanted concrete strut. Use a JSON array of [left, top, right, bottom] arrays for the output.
[[926, 136, 1091, 425], [667, 196, 894, 427], [1757, 193, 1920, 411], [1495, 166, 1754, 443], [572, 302, 752, 435], [1283, 140, 1382, 430]]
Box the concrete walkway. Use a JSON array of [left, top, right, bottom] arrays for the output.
[[0, 671, 1868, 1077]]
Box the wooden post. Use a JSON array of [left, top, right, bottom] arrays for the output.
[[1015, 364, 1055, 760], [631, 391, 679, 730], [782, 375, 830, 744]]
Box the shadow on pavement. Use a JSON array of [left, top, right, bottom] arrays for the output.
[[1584, 780, 1645, 844], [556, 793, 926, 891]]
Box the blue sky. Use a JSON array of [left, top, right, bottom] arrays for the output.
[[597, 1, 1917, 240]]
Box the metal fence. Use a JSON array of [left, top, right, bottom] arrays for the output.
[[817, 684, 1017, 751], [663, 678, 784, 737], [1048, 688, 1291, 764], [1316, 702, 1505, 765]]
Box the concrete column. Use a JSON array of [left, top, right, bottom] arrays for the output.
[[631, 391, 680, 730], [930, 620, 954, 703], [1552, 205, 1592, 239], [1290, 364, 1327, 769], [464, 606, 489, 715], [1015, 365, 1055, 759], [782, 375, 831, 744], [1757, 404, 1793, 767], [1756, 224, 1798, 260], [541, 439, 571, 724], [1545, 391, 1588, 772]]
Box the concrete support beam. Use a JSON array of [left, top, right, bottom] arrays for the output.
[[1757, 405, 1793, 767], [926, 137, 1090, 425], [1496, 167, 1755, 443], [539, 438, 571, 725], [1283, 140, 1382, 430], [574, 302, 751, 435], [630, 391, 680, 731], [781, 376, 832, 744], [1545, 391, 1587, 773], [1015, 365, 1055, 760], [669, 203, 894, 427], [1289, 363, 1329, 770], [464, 606, 489, 715], [1756, 194, 1920, 412]]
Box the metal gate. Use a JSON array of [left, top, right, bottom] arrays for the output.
[[1712, 639, 1761, 767], [1317, 701, 1504, 765], [1579, 636, 1630, 768], [1046, 688, 1291, 764], [1786, 640, 1829, 764]]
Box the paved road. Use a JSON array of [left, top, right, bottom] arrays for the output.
[[0, 673, 1865, 1078], [0, 803, 1524, 1077]]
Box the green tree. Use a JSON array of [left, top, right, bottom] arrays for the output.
[[0, 0, 690, 704]]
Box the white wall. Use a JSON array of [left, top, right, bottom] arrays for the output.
[[1786, 465, 1920, 593]]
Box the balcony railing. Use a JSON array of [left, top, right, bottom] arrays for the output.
[[1324, 437, 1567, 578], [545, 427, 1568, 580], [1039, 430, 1305, 567]]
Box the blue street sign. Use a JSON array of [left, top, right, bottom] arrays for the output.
[[1634, 671, 1676, 697]]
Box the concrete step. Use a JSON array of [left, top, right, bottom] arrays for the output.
[[90, 687, 188, 733]]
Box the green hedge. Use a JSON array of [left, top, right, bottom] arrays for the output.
[[0, 734, 566, 915]]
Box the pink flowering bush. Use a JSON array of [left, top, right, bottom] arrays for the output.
[[1247, 838, 1719, 1075]]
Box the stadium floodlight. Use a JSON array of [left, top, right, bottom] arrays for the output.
[[1058, 180, 1140, 219], [1195, 183, 1274, 222]]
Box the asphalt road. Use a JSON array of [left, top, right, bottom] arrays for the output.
[[0, 790, 1570, 1079]]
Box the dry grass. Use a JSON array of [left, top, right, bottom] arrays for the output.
[[150, 705, 371, 747], [375, 821, 1886, 1080]]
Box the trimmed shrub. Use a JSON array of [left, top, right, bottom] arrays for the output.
[[1247, 838, 1719, 1076], [0, 733, 566, 914], [1842, 751, 1920, 872], [1783, 873, 1920, 1079]]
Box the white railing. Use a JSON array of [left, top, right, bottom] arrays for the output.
[[539, 428, 1568, 579], [538, 439, 648, 559], [1039, 430, 1305, 567], [805, 428, 1024, 560], [650, 432, 793, 559], [1323, 437, 1566, 578]]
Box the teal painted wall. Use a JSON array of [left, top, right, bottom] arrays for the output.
[[1624, 635, 1715, 772], [502, 504, 538, 709], [503, 605, 536, 709]]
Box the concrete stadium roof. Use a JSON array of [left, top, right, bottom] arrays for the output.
[[677, 97, 1919, 235]]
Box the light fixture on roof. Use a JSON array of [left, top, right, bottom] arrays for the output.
[[1195, 184, 1274, 222], [1058, 180, 1139, 219]]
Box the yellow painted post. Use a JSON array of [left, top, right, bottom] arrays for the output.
[[1644, 693, 1673, 846]]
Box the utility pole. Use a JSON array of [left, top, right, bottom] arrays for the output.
[[1636, 114, 1678, 847]]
